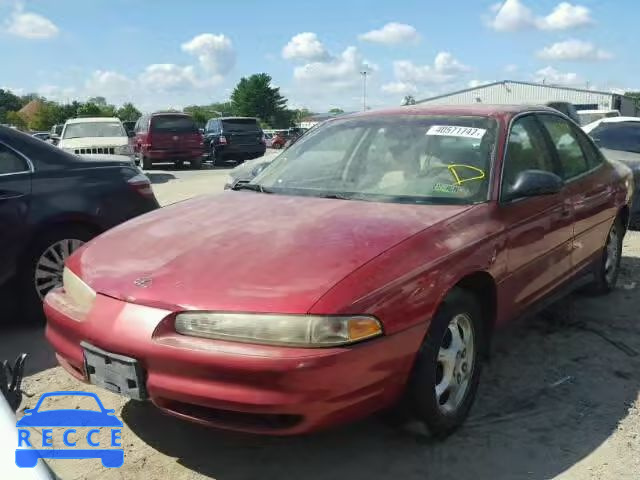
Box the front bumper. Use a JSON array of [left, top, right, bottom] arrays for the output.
[[44, 290, 421, 435]]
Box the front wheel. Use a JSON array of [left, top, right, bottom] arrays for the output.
[[589, 217, 624, 294], [191, 156, 203, 169], [142, 155, 153, 170], [19, 226, 95, 323], [407, 288, 484, 438]]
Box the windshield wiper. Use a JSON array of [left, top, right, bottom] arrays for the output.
[[231, 183, 272, 193]]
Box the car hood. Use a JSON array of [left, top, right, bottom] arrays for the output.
[[59, 136, 128, 148], [72, 192, 471, 313]]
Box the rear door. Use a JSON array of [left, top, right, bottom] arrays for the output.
[[498, 114, 574, 316], [150, 115, 200, 151], [221, 119, 263, 147], [538, 113, 616, 272], [0, 142, 32, 283]]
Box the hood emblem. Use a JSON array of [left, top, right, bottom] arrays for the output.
[[133, 277, 152, 288]]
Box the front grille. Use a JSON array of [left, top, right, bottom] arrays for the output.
[[75, 147, 116, 155], [158, 399, 302, 431]]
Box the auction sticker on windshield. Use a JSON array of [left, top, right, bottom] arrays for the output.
[[426, 125, 487, 139]]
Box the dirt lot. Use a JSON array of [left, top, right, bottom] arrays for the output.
[[2, 169, 640, 479]]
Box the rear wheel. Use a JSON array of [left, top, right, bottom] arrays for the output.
[[590, 217, 624, 294], [407, 288, 484, 438], [142, 155, 153, 170], [191, 156, 203, 169], [19, 226, 95, 323]]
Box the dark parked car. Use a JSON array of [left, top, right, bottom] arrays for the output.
[[204, 117, 266, 166], [583, 117, 640, 227], [133, 112, 203, 170], [31, 132, 50, 142], [545, 102, 581, 125], [0, 126, 159, 322]]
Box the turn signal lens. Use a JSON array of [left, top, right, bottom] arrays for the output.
[[348, 317, 383, 341]]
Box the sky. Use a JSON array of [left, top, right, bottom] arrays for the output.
[[0, 0, 638, 113]]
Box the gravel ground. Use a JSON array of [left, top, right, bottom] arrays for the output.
[[2, 165, 639, 479]]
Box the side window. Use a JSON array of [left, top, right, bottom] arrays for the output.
[[501, 115, 557, 197], [0, 144, 29, 175], [575, 129, 604, 169], [539, 114, 589, 180]]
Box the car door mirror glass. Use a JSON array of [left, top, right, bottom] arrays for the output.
[[504, 169, 563, 201]]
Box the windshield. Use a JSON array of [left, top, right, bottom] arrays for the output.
[[63, 121, 125, 139], [62, 122, 127, 139], [591, 122, 640, 153], [253, 115, 497, 205], [222, 119, 260, 132], [151, 115, 198, 133]]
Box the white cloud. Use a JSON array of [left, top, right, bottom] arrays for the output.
[[138, 64, 202, 91], [36, 85, 76, 102], [487, 0, 536, 32], [86, 70, 134, 96], [282, 32, 330, 62], [359, 22, 420, 45], [181, 33, 235, 75], [487, 0, 593, 32], [534, 66, 581, 86], [393, 52, 470, 85], [539, 2, 593, 30], [4, 4, 59, 39], [537, 39, 612, 61], [381, 82, 418, 95], [468, 80, 492, 88], [504, 64, 519, 73], [434, 52, 471, 75], [293, 46, 374, 89]]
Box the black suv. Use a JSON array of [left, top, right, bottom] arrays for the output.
[[0, 126, 159, 322], [204, 117, 266, 166]]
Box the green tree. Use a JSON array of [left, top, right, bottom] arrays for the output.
[[87, 96, 107, 106], [402, 95, 417, 106], [6, 111, 27, 130], [28, 102, 66, 131], [0, 89, 25, 123], [77, 102, 104, 117], [624, 91, 640, 109], [116, 103, 142, 122], [231, 73, 291, 127], [329, 107, 344, 114]]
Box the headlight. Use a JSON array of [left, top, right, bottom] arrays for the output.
[[62, 267, 96, 314], [174, 312, 382, 347], [115, 145, 133, 155]]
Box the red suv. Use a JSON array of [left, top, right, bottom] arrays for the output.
[[134, 112, 204, 169]]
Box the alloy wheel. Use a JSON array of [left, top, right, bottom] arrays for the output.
[[34, 239, 85, 299], [435, 313, 475, 415]]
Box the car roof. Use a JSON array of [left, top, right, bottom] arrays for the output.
[[341, 104, 559, 120], [65, 117, 121, 124], [578, 109, 619, 114], [218, 116, 259, 121], [582, 116, 640, 133], [150, 111, 191, 117]]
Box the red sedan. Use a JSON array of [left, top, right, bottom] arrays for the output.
[[44, 105, 633, 437]]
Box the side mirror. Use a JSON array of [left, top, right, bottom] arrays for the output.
[[504, 169, 563, 201]]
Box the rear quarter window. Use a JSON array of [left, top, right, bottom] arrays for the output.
[[151, 115, 197, 133]]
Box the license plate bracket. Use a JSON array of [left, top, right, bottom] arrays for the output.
[[81, 341, 148, 401]]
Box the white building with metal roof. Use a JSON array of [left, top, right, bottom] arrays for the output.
[[417, 80, 639, 116]]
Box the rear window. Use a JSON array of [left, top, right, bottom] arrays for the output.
[[151, 115, 197, 133], [222, 119, 260, 132]]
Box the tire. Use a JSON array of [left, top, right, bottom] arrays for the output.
[[19, 226, 95, 324], [191, 156, 203, 169], [407, 288, 484, 438], [589, 217, 624, 294], [142, 155, 153, 170], [175, 160, 185, 169]]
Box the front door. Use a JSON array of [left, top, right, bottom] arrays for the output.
[[0, 142, 32, 284], [537, 113, 617, 272], [497, 114, 574, 319]]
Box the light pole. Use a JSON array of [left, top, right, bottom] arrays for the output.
[[360, 64, 370, 111]]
